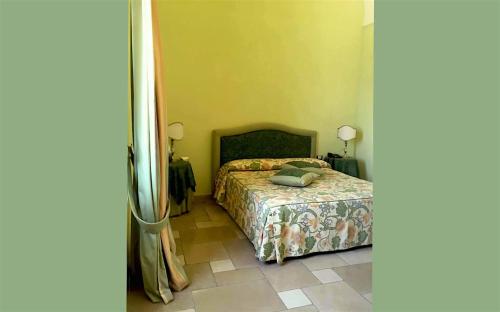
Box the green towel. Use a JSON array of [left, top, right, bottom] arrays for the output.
[[169, 160, 196, 205]]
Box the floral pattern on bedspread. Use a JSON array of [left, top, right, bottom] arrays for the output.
[[215, 166, 373, 264], [214, 158, 331, 203]]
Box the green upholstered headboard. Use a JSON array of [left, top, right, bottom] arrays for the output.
[[211, 123, 317, 191]]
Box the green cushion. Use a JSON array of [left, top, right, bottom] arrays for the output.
[[283, 161, 324, 175], [269, 168, 319, 187], [285, 160, 321, 168]]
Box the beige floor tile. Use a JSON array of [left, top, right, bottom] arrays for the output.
[[174, 238, 184, 256], [173, 230, 180, 239], [127, 289, 193, 312], [193, 195, 212, 204], [146, 198, 373, 312], [127, 289, 160, 312], [164, 290, 194, 312], [214, 267, 264, 286], [301, 253, 348, 271], [363, 292, 373, 303], [190, 205, 211, 222], [279, 305, 318, 312], [333, 263, 372, 294], [204, 204, 232, 221], [196, 220, 230, 229], [180, 226, 238, 245], [277, 289, 312, 309], [311, 269, 343, 284], [194, 213, 211, 223], [337, 247, 372, 265], [177, 255, 186, 266], [260, 260, 321, 292], [177, 229, 200, 244], [192, 279, 286, 312], [201, 201, 223, 210], [209, 259, 236, 273], [225, 218, 245, 232], [203, 202, 246, 232], [183, 263, 216, 291], [170, 214, 197, 231], [183, 241, 229, 265], [223, 239, 262, 269], [234, 227, 247, 239], [303, 281, 372, 312]]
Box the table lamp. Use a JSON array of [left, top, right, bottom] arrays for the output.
[[168, 122, 184, 161], [337, 125, 357, 158]]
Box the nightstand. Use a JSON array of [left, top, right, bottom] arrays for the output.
[[169, 159, 196, 217], [324, 156, 360, 178]]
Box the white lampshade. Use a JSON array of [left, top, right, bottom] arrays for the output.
[[337, 125, 357, 141], [168, 122, 184, 140]]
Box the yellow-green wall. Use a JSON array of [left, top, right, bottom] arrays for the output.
[[355, 24, 374, 181], [159, 0, 371, 194]]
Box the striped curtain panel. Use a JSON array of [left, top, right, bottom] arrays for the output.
[[129, 0, 189, 303]]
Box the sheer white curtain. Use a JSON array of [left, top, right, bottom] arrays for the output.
[[128, 0, 189, 303]]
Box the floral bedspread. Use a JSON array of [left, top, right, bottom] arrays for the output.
[[214, 158, 373, 263]]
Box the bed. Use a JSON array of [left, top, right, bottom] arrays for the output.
[[212, 123, 373, 264]]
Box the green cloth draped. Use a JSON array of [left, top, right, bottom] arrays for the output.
[[169, 160, 196, 205], [325, 157, 360, 178]]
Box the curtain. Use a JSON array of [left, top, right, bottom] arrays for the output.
[[129, 0, 189, 304]]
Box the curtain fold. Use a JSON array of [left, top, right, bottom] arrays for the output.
[[129, 0, 189, 304], [151, 0, 190, 292]]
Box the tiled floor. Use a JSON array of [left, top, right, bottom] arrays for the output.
[[127, 197, 372, 312]]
